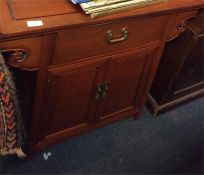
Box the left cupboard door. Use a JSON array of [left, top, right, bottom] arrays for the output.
[[40, 59, 106, 143]]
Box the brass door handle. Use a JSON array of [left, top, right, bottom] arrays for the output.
[[94, 82, 110, 101], [106, 28, 128, 44]]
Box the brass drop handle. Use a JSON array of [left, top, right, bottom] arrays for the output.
[[101, 84, 109, 99], [94, 82, 110, 101], [106, 28, 128, 44]]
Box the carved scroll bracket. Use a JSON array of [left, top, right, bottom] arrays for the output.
[[1, 49, 28, 69], [167, 18, 191, 42], [167, 11, 199, 42], [177, 19, 188, 31]]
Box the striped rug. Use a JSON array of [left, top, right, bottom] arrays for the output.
[[0, 52, 25, 157]]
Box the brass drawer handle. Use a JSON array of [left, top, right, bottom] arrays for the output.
[[106, 28, 128, 44]]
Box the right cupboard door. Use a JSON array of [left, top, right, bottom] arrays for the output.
[[95, 47, 157, 121]]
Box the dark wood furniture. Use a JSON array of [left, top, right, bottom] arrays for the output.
[[147, 10, 204, 115], [0, 0, 204, 156]]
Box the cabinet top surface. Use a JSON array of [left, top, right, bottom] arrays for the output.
[[0, 0, 204, 37]]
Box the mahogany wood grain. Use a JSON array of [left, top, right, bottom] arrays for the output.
[[23, 34, 53, 156], [0, 1, 203, 37], [0, 36, 50, 70], [0, 0, 203, 158], [40, 59, 107, 137], [53, 15, 166, 64], [167, 10, 199, 41], [37, 107, 138, 150], [8, 0, 78, 20], [95, 47, 157, 121]]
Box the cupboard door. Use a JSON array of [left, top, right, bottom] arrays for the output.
[[95, 47, 156, 121], [43, 59, 106, 136]]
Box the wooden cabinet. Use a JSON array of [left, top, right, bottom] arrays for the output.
[[39, 47, 156, 146], [147, 11, 204, 115], [0, 0, 203, 156]]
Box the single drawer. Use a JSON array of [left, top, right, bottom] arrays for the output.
[[0, 36, 49, 70], [53, 15, 167, 65]]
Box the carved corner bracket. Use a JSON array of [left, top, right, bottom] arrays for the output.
[[177, 19, 189, 31], [167, 12, 198, 42], [1, 49, 27, 68], [167, 18, 191, 42]]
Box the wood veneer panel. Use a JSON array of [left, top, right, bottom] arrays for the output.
[[0, 0, 203, 37], [53, 15, 166, 64], [8, 0, 78, 20]]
